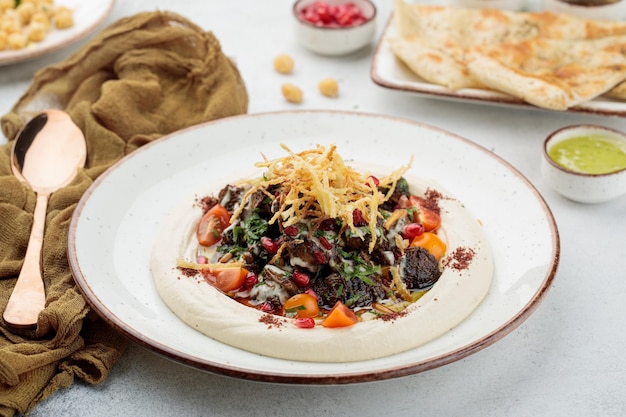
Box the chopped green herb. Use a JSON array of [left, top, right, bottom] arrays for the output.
[[285, 305, 306, 313], [337, 248, 381, 285], [344, 294, 362, 307], [396, 177, 410, 196], [244, 211, 268, 242], [285, 304, 306, 318]]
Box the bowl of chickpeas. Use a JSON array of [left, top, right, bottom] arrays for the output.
[[292, 0, 377, 56], [0, 0, 74, 51]]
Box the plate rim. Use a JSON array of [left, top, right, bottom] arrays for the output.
[[370, 14, 626, 118], [68, 110, 560, 384], [0, 0, 116, 66]]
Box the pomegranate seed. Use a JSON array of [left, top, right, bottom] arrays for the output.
[[196, 255, 208, 264], [299, 1, 366, 28], [403, 223, 425, 240], [337, 13, 352, 26], [352, 209, 367, 226], [366, 175, 380, 188], [313, 249, 327, 264], [293, 271, 311, 287], [305, 288, 319, 301], [261, 236, 278, 254], [319, 236, 333, 250], [260, 302, 273, 312], [294, 317, 315, 329], [243, 273, 258, 289], [319, 218, 339, 231], [284, 225, 299, 237]]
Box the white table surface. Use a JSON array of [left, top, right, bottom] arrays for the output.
[[2, 1, 626, 416]]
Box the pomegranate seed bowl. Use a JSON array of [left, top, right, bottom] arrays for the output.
[[293, 0, 377, 56]]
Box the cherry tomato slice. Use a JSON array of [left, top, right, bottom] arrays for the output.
[[196, 204, 231, 246], [322, 301, 358, 328], [410, 232, 447, 261], [409, 196, 441, 232], [211, 267, 248, 292], [283, 293, 320, 318]]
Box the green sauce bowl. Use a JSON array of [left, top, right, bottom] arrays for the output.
[[542, 125, 626, 203]]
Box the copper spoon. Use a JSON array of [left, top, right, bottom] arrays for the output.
[[3, 109, 86, 329]]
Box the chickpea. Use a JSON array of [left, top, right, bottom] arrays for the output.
[[31, 12, 51, 31], [274, 54, 294, 74], [16, 2, 35, 25], [0, 31, 7, 50], [54, 8, 73, 29], [1, 19, 20, 35], [28, 22, 47, 42], [281, 83, 303, 104], [7, 32, 27, 49], [318, 77, 339, 97], [0, 0, 13, 13]]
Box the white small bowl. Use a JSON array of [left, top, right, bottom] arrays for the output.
[[451, 0, 526, 11], [541, 125, 626, 204], [542, 0, 626, 20], [293, 0, 377, 56]]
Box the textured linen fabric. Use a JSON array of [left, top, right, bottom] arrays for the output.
[[0, 10, 248, 416]]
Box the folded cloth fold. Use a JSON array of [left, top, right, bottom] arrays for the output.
[[0, 10, 248, 416]]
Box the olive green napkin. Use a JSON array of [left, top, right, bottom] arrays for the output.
[[0, 10, 248, 416]]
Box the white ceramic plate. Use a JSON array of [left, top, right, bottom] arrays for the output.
[[68, 111, 559, 384], [371, 16, 626, 117], [0, 0, 115, 66]]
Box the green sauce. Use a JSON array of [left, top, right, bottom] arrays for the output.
[[548, 135, 626, 175]]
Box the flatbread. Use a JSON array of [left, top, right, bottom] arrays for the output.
[[151, 175, 494, 363], [389, 0, 626, 109], [467, 36, 626, 110]]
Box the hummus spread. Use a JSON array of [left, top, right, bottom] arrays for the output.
[[151, 164, 493, 362]]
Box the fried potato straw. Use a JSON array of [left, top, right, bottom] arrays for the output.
[[231, 144, 412, 252]]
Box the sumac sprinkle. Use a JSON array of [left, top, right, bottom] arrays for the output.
[[198, 195, 219, 214], [259, 313, 284, 328], [380, 310, 407, 322], [443, 246, 476, 271], [178, 267, 198, 278]]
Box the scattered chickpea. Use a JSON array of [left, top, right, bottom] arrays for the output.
[[318, 77, 339, 97], [281, 83, 303, 104], [274, 54, 294, 74]]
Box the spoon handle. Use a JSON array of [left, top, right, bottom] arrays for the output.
[[3, 192, 48, 328]]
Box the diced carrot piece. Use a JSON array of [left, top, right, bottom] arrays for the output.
[[322, 301, 358, 328]]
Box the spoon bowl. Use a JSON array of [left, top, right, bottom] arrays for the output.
[[3, 109, 86, 329]]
